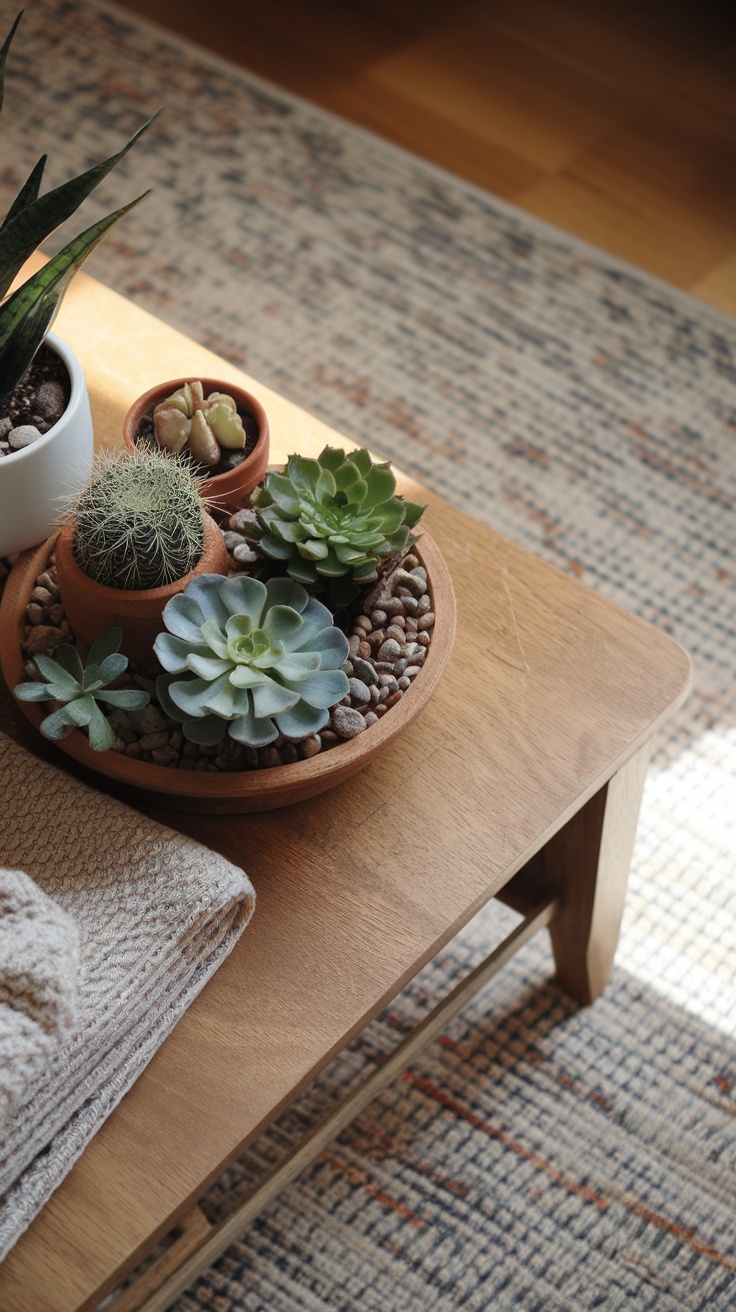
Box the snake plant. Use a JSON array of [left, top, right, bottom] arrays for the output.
[[0, 12, 158, 411], [250, 446, 425, 603], [154, 574, 350, 746], [14, 626, 149, 750]]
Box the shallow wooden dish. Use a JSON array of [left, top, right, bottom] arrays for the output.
[[0, 531, 456, 811]]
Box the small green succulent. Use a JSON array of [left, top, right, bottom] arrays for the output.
[[14, 626, 149, 750], [250, 447, 425, 602], [154, 574, 350, 747]]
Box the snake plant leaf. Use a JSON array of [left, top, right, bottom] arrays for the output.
[[0, 11, 22, 117], [0, 110, 160, 301], [1, 155, 47, 232], [0, 194, 148, 410]]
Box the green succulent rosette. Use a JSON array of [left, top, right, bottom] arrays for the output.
[[154, 574, 350, 747], [14, 625, 149, 750], [250, 447, 425, 600]]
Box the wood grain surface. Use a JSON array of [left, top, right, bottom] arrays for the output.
[[116, 0, 736, 310], [0, 271, 692, 1312]]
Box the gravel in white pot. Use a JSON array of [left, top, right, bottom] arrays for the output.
[[0, 334, 93, 557]]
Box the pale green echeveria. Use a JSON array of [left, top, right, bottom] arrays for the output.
[[154, 574, 350, 747], [251, 447, 425, 602], [14, 625, 149, 750]]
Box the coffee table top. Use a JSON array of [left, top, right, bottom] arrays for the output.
[[0, 269, 692, 1311]]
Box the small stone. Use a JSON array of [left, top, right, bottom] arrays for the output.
[[34, 380, 66, 425], [374, 703, 388, 717], [382, 597, 405, 616], [124, 742, 142, 759], [377, 686, 390, 703], [385, 691, 403, 708], [398, 676, 411, 690], [369, 684, 380, 704], [300, 735, 322, 759], [416, 632, 430, 647], [367, 629, 385, 648], [227, 508, 259, 532], [391, 568, 425, 598], [47, 603, 65, 625], [222, 530, 246, 551], [357, 641, 372, 660], [139, 731, 169, 751], [25, 625, 64, 654], [169, 729, 184, 751], [348, 634, 361, 659], [404, 664, 423, 678], [319, 730, 339, 745], [370, 610, 388, 626], [403, 554, 420, 569], [402, 596, 419, 614], [378, 674, 399, 693], [151, 747, 178, 766], [342, 660, 353, 676], [9, 425, 43, 451], [332, 704, 367, 739], [133, 673, 157, 695], [411, 566, 428, 583], [131, 704, 168, 735], [417, 595, 432, 615], [386, 625, 405, 644], [377, 638, 401, 662], [348, 677, 371, 706], [394, 659, 407, 675], [401, 642, 423, 659], [417, 612, 435, 630], [258, 746, 283, 769], [363, 710, 379, 727], [30, 586, 52, 605], [26, 602, 44, 625], [374, 661, 395, 674], [181, 740, 199, 760], [233, 543, 259, 564], [199, 743, 219, 757], [280, 743, 299, 765], [109, 737, 125, 753], [354, 615, 372, 633], [222, 449, 246, 471], [37, 571, 57, 592], [0, 418, 11, 440]]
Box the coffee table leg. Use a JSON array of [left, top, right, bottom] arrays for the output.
[[543, 742, 652, 1005]]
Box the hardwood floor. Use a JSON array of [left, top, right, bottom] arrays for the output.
[[118, 0, 736, 315]]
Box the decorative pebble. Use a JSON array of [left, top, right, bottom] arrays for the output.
[[370, 610, 387, 626], [348, 677, 371, 705], [9, 425, 43, 451], [222, 530, 246, 550], [398, 676, 411, 690], [348, 634, 361, 658], [300, 735, 321, 759], [0, 418, 11, 440], [30, 586, 52, 605], [139, 731, 169, 751], [25, 625, 64, 654], [233, 543, 259, 564], [377, 638, 401, 662], [227, 508, 259, 532], [418, 612, 435, 630], [384, 691, 403, 708], [354, 615, 372, 632], [332, 704, 367, 739], [391, 568, 425, 598], [417, 595, 431, 614], [33, 380, 66, 425], [26, 603, 44, 625], [357, 640, 372, 660], [404, 664, 423, 678], [382, 597, 405, 616], [363, 711, 379, 727]]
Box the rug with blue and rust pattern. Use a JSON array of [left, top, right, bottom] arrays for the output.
[[2, 1, 735, 1308]]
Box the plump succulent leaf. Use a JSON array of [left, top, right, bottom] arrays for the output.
[[154, 573, 350, 748], [14, 625, 148, 750], [250, 446, 426, 602]]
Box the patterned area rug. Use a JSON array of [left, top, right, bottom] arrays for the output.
[[2, 1, 735, 1308]]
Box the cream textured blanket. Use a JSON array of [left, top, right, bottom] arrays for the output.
[[0, 730, 255, 1260]]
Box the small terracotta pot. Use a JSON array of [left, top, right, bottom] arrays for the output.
[[122, 378, 270, 509], [55, 511, 230, 668]]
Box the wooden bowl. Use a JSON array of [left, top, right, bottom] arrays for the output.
[[0, 532, 456, 812], [122, 378, 270, 508]]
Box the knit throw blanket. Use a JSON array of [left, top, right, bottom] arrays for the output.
[[0, 730, 255, 1260]]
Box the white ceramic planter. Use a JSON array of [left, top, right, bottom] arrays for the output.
[[0, 333, 94, 557]]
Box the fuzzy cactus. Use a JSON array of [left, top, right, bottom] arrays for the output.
[[70, 447, 205, 591], [14, 626, 149, 750], [250, 447, 425, 602], [154, 574, 350, 746]]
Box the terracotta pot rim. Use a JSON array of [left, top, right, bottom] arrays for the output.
[[122, 376, 270, 501], [56, 509, 225, 604], [1, 529, 456, 811]]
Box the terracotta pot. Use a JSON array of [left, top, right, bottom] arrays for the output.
[[0, 333, 94, 557], [55, 510, 230, 668], [122, 378, 270, 509]]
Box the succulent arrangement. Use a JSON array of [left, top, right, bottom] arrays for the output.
[[154, 574, 350, 746], [14, 626, 149, 750], [70, 447, 205, 591], [153, 381, 245, 467], [0, 12, 158, 413], [250, 447, 425, 603]]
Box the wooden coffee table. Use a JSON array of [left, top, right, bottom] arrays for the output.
[[0, 270, 691, 1312]]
